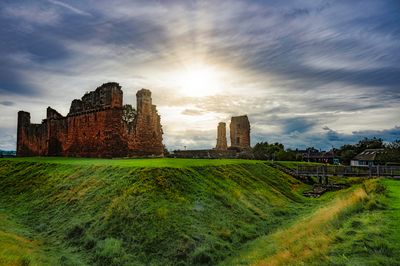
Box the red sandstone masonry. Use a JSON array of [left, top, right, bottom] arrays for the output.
[[230, 115, 251, 150], [17, 82, 163, 157]]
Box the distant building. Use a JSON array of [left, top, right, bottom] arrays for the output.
[[299, 149, 339, 164], [350, 149, 385, 167]]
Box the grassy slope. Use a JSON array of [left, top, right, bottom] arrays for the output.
[[274, 161, 323, 170], [0, 212, 54, 266], [321, 179, 400, 266], [222, 179, 400, 266], [2, 158, 398, 266], [0, 159, 316, 266]]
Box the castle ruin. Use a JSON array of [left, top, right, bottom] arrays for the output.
[[229, 115, 251, 150], [214, 115, 251, 151], [17, 82, 164, 157], [215, 122, 228, 150]]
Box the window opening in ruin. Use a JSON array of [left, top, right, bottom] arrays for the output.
[[237, 137, 240, 144]]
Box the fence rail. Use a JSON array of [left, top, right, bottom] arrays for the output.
[[295, 165, 400, 177]]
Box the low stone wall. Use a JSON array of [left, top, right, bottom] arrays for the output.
[[172, 149, 238, 159]]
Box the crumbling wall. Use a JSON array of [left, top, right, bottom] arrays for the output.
[[16, 83, 163, 157], [69, 82, 122, 115], [17, 111, 48, 156]]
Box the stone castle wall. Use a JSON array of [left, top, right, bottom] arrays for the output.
[[17, 82, 163, 157], [230, 115, 251, 150]]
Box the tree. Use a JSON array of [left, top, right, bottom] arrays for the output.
[[253, 142, 292, 160], [253, 142, 270, 160], [335, 137, 385, 164], [378, 139, 400, 163], [163, 145, 170, 156], [122, 104, 136, 124], [356, 137, 384, 153]]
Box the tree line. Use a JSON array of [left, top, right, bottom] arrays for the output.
[[252, 137, 400, 164]]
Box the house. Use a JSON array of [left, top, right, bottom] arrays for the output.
[[350, 149, 385, 167]]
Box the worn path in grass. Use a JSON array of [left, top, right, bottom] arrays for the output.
[[320, 179, 400, 265], [220, 185, 368, 266], [222, 179, 400, 266]]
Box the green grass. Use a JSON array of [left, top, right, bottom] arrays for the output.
[[274, 161, 323, 170], [0, 159, 316, 265], [1, 158, 398, 265], [221, 179, 400, 266], [320, 179, 400, 266], [220, 184, 369, 265], [0, 157, 262, 168], [0, 209, 85, 266]]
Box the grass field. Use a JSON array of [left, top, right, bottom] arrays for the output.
[[0, 159, 314, 265], [0, 158, 399, 265], [273, 161, 323, 169], [1, 157, 262, 168], [221, 178, 400, 266]]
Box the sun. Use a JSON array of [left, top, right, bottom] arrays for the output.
[[174, 64, 223, 97]]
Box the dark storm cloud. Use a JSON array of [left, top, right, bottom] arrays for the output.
[[268, 66, 400, 94], [281, 117, 317, 134], [201, 0, 400, 99], [252, 126, 400, 151], [318, 126, 400, 148]]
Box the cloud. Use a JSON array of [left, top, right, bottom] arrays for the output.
[[0, 0, 399, 151], [48, 0, 92, 17], [2, 4, 60, 25], [0, 101, 15, 106], [0, 128, 16, 150], [181, 109, 203, 116], [281, 117, 318, 134]]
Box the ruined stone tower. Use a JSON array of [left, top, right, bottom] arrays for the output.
[[230, 115, 250, 150], [215, 122, 227, 150], [130, 89, 164, 155], [17, 82, 164, 157]]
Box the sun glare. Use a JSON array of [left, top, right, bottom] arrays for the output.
[[174, 64, 222, 97]]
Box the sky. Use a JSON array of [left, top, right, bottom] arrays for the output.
[[0, 0, 399, 151]]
